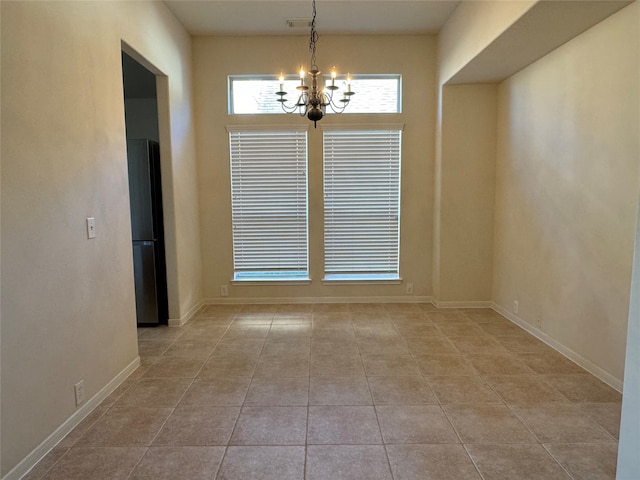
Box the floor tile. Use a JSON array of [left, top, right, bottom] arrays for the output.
[[465, 444, 572, 480], [137, 326, 184, 341], [386, 444, 482, 480], [426, 311, 470, 323], [463, 309, 510, 324], [217, 446, 305, 480], [414, 354, 478, 376], [357, 337, 410, 355], [310, 354, 365, 376], [266, 324, 312, 339], [394, 323, 440, 337], [510, 403, 614, 443], [435, 322, 485, 337], [447, 335, 507, 354], [223, 324, 270, 339], [152, 406, 240, 445], [310, 338, 360, 355], [253, 353, 310, 377], [428, 376, 502, 404], [403, 335, 458, 354], [77, 407, 173, 446], [129, 446, 225, 480], [137, 339, 173, 357], [353, 324, 400, 340], [40, 447, 145, 480], [162, 338, 218, 357], [309, 376, 372, 405], [577, 402, 622, 439], [272, 315, 313, 325], [57, 406, 110, 448], [518, 351, 588, 375], [443, 404, 536, 443], [464, 353, 535, 375], [199, 354, 258, 377], [21, 447, 69, 480], [143, 355, 206, 378], [212, 339, 265, 356], [180, 377, 251, 406], [361, 354, 421, 376], [307, 406, 382, 444], [306, 445, 393, 480], [484, 375, 569, 404], [544, 443, 618, 480], [542, 375, 623, 403], [493, 334, 552, 353], [230, 406, 307, 445], [367, 376, 437, 405], [376, 405, 459, 444], [244, 377, 309, 406], [477, 322, 527, 336], [114, 377, 192, 407], [312, 325, 355, 339]]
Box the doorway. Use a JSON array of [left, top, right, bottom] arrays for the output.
[[122, 51, 169, 326]]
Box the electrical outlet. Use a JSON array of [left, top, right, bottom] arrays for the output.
[[220, 285, 228, 297], [406, 283, 414, 294], [513, 300, 519, 315], [74, 380, 85, 406], [535, 313, 542, 328]]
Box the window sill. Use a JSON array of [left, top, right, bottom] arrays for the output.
[[231, 278, 312, 286], [322, 275, 402, 285]]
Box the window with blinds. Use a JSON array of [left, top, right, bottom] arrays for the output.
[[323, 126, 402, 281], [228, 126, 309, 281]]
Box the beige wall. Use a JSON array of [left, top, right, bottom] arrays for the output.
[[437, 84, 497, 303], [493, 2, 640, 382], [192, 35, 435, 301], [0, 1, 200, 475]]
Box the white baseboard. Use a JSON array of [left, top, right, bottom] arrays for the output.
[[491, 302, 623, 392], [168, 300, 204, 327], [202, 296, 434, 305], [3, 356, 141, 480]]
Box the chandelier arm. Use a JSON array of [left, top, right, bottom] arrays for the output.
[[279, 94, 309, 114]]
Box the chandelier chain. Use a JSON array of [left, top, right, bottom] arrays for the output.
[[309, 0, 318, 69]]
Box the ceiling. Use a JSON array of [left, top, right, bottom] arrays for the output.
[[163, 0, 462, 36]]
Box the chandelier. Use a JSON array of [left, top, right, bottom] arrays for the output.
[[276, 0, 354, 127]]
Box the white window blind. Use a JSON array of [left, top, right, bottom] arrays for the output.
[[323, 127, 402, 280], [228, 127, 309, 281]]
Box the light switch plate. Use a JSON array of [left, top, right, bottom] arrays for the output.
[[86, 217, 96, 239]]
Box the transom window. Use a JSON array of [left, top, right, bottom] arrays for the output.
[[229, 74, 401, 115]]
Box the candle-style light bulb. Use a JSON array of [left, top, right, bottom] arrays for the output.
[[279, 73, 284, 91], [346, 73, 352, 92], [330, 67, 337, 87]]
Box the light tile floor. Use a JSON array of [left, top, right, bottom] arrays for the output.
[[26, 304, 621, 479]]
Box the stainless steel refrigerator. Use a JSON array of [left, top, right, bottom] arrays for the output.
[[127, 139, 169, 326]]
